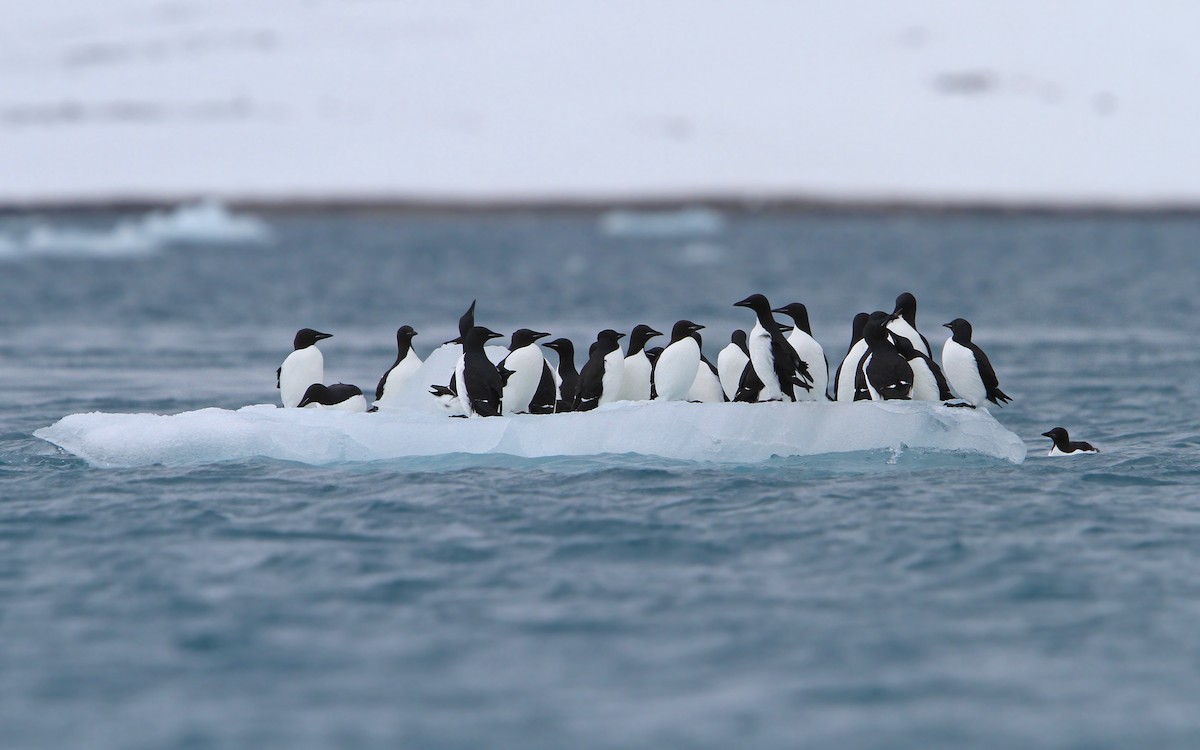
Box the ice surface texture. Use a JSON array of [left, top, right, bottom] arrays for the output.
[[36, 400, 1026, 468]]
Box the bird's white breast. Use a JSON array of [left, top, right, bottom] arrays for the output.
[[887, 318, 930, 358], [686, 362, 725, 403], [618, 350, 653, 401], [716, 344, 749, 401], [787, 329, 826, 401], [907, 357, 940, 401], [655, 339, 701, 401], [942, 339, 986, 407], [376, 351, 424, 406], [501, 344, 545, 414], [836, 340, 868, 402], [280, 346, 324, 408], [598, 348, 625, 406]]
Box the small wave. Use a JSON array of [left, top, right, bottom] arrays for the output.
[[0, 201, 273, 260]]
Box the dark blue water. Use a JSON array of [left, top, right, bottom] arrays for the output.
[[2, 210, 1200, 749]]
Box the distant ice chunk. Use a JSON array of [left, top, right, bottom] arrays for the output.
[[137, 200, 273, 245], [0, 201, 272, 260], [36, 400, 1026, 468], [598, 207, 725, 238]]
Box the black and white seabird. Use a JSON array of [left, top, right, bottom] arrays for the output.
[[278, 328, 332, 408], [544, 338, 578, 412], [499, 328, 551, 414], [942, 318, 1012, 408], [733, 294, 811, 401], [574, 329, 625, 411], [835, 312, 869, 402], [773, 302, 829, 401], [654, 320, 704, 401], [887, 292, 932, 358], [1042, 427, 1099, 456], [616, 324, 663, 401], [891, 335, 953, 402], [297, 382, 368, 412], [717, 330, 750, 401], [455, 326, 505, 417], [374, 325, 421, 409], [853, 311, 913, 401]]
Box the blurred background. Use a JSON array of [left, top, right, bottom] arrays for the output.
[[3, 0, 1199, 208]]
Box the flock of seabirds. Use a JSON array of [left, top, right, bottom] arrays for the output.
[[276, 291, 1098, 457]]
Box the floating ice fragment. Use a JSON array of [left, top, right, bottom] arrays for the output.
[[598, 207, 725, 238], [35, 400, 1026, 468]]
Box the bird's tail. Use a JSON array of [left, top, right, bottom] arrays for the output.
[[988, 388, 1012, 406]]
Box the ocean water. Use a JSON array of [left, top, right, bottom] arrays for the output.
[[2, 209, 1199, 749]]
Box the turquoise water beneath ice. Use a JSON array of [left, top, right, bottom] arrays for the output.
[[2, 210, 1199, 748]]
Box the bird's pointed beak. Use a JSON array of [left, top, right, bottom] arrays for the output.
[[733, 298, 751, 308], [942, 323, 953, 329], [444, 336, 463, 345], [693, 324, 705, 331], [533, 331, 550, 340], [1041, 431, 1053, 438], [488, 331, 503, 340], [315, 332, 333, 341], [771, 307, 786, 314]]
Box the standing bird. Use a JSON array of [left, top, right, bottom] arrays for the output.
[[834, 312, 869, 402], [543, 338, 578, 412], [1042, 427, 1099, 456], [298, 383, 369, 412], [499, 329, 551, 414], [278, 328, 332, 408], [942, 318, 1011, 408], [773, 302, 829, 401], [455, 326, 505, 417], [891, 335, 953, 401], [653, 320, 704, 401], [574, 329, 626, 411], [374, 325, 422, 409], [853, 311, 913, 401], [717, 330, 750, 401], [733, 294, 811, 401], [616, 324, 663, 401], [886, 292, 932, 358]]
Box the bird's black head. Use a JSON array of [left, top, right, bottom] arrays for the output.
[[396, 325, 417, 343], [627, 324, 663, 354], [943, 318, 972, 342], [509, 328, 550, 350], [1042, 427, 1069, 441], [294, 328, 332, 350], [544, 338, 574, 355], [771, 302, 812, 334], [733, 293, 770, 312], [596, 329, 625, 343], [297, 383, 330, 407], [891, 335, 919, 359], [670, 319, 704, 343], [464, 326, 503, 347], [862, 311, 892, 343], [731, 329, 747, 347], [893, 292, 918, 324], [850, 312, 869, 343], [645, 346, 664, 366]]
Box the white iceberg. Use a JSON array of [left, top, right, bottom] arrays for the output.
[[35, 400, 1026, 469], [598, 208, 726, 238], [0, 201, 272, 260]]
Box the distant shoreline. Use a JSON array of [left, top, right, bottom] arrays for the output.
[[4, 194, 1200, 217]]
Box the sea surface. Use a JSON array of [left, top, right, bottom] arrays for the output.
[[2, 208, 1199, 749]]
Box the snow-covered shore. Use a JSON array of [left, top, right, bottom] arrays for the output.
[[3, 1, 1197, 207]]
